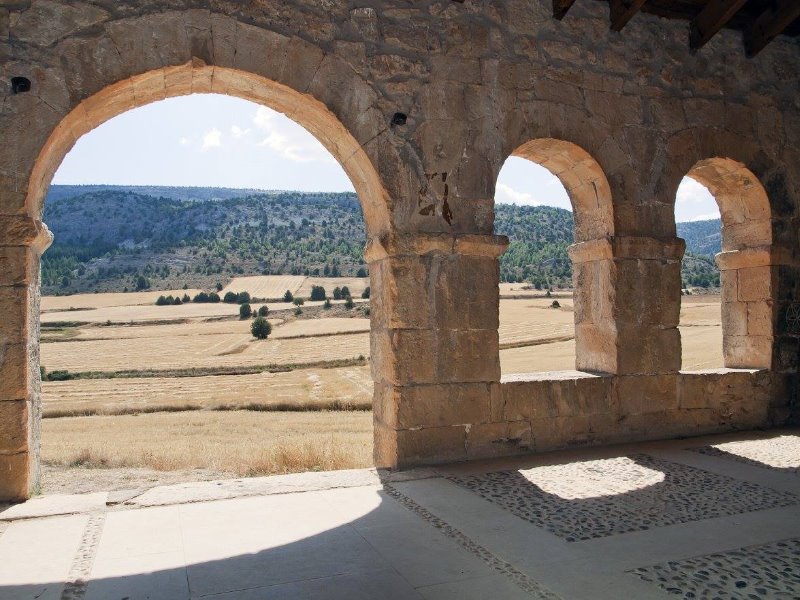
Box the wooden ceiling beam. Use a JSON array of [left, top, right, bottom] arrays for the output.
[[689, 0, 748, 50], [553, 0, 577, 20], [745, 0, 800, 57], [609, 0, 647, 32]]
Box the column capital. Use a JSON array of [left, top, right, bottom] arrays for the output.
[[365, 232, 509, 263], [568, 236, 685, 264], [0, 217, 53, 255]]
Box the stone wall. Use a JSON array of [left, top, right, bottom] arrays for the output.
[[0, 0, 798, 499]]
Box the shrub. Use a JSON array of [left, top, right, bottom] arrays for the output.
[[223, 291, 238, 303], [344, 297, 354, 309], [209, 292, 221, 303], [361, 286, 370, 299], [258, 305, 269, 317], [283, 290, 294, 302], [356, 267, 368, 277], [193, 291, 210, 303], [239, 303, 252, 319], [215, 282, 223, 291], [173, 296, 182, 305], [251, 316, 272, 339], [363, 307, 370, 317], [551, 300, 560, 309], [332, 287, 342, 300], [310, 285, 326, 301], [341, 286, 351, 298], [182, 294, 191, 303], [293, 297, 305, 306], [236, 291, 251, 304], [323, 298, 332, 309], [135, 275, 150, 291], [294, 307, 303, 316], [155, 295, 169, 306]]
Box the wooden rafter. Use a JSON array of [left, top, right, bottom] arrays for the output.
[[553, 0, 577, 20], [609, 0, 647, 32], [690, 0, 748, 50], [745, 0, 800, 57]]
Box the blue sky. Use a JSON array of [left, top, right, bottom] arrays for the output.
[[53, 94, 719, 222]]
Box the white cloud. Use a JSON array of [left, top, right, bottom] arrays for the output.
[[676, 177, 714, 205], [230, 125, 250, 139], [201, 128, 222, 150], [252, 107, 333, 163], [495, 182, 542, 206], [178, 137, 190, 146], [689, 212, 721, 222]]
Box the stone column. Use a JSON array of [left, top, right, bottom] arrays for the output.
[[568, 236, 684, 375], [0, 216, 52, 501], [367, 232, 509, 468], [716, 247, 787, 370]]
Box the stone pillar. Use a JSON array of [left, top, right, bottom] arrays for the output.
[[568, 236, 684, 375], [716, 247, 786, 370], [0, 216, 52, 501], [368, 232, 508, 468]]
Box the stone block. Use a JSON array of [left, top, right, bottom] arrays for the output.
[[0, 343, 28, 402], [0, 452, 29, 502], [0, 287, 29, 346], [374, 382, 494, 429], [466, 421, 531, 459], [721, 301, 748, 336], [617, 374, 678, 415], [617, 326, 681, 375], [0, 400, 29, 454], [378, 423, 467, 468], [747, 301, 774, 337], [0, 247, 35, 286], [737, 266, 772, 302], [575, 322, 617, 374], [723, 334, 772, 370]]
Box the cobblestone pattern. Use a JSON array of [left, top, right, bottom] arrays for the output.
[[448, 455, 800, 541], [693, 435, 800, 475], [61, 512, 106, 600], [383, 483, 562, 599], [631, 538, 800, 599]]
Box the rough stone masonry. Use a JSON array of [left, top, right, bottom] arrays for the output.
[[0, 0, 798, 500]]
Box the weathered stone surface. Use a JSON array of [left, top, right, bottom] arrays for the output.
[[0, 400, 29, 454]]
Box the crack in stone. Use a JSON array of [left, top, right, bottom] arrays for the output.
[[60, 512, 106, 600]]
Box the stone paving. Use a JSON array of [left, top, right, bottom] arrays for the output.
[[0, 428, 798, 599]]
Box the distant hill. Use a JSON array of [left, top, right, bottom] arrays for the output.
[[40, 186, 721, 294], [676, 219, 722, 257]]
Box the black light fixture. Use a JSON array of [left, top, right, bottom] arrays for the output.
[[390, 112, 407, 126], [11, 77, 31, 94]]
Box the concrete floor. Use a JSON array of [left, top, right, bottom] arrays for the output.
[[1, 429, 798, 599]]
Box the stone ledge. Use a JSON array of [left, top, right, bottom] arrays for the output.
[[501, 370, 611, 383], [715, 247, 797, 270], [568, 236, 686, 264], [0, 217, 52, 254], [365, 232, 509, 263]]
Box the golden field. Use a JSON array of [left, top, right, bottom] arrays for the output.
[[38, 287, 723, 492]]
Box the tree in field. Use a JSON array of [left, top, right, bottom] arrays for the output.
[[356, 267, 368, 278], [293, 297, 305, 306], [215, 282, 223, 292], [209, 292, 221, 303], [135, 275, 150, 291], [251, 316, 272, 340], [283, 290, 294, 302], [361, 286, 370, 299], [323, 298, 332, 309], [258, 305, 269, 317], [182, 294, 191, 303], [239, 303, 252, 319], [341, 286, 351, 298], [236, 291, 251, 304], [223, 291, 238, 303], [333, 286, 342, 300], [344, 296, 354, 309], [155, 295, 168, 306], [310, 285, 326, 301]]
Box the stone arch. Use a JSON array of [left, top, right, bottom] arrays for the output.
[[682, 158, 776, 369], [26, 60, 391, 238], [501, 139, 617, 373]]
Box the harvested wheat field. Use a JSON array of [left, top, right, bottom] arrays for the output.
[[296, 276, 369, 299], [42, 330, 370, 373], [42, 365, 373, 417], [498, 298, 575, 347], [41, 289, 203, 311], [221, 275, 307, 299], [42, 410, 373, 476]]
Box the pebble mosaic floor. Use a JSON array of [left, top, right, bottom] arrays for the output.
[[631, 538, 800, 599], [447, 454, 800, 542]]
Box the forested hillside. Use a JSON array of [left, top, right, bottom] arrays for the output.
[[41, 186, 721, 294]]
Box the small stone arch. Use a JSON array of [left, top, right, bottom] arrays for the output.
[[501, 138, 617, 373], [683, 158, 776, 369]]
